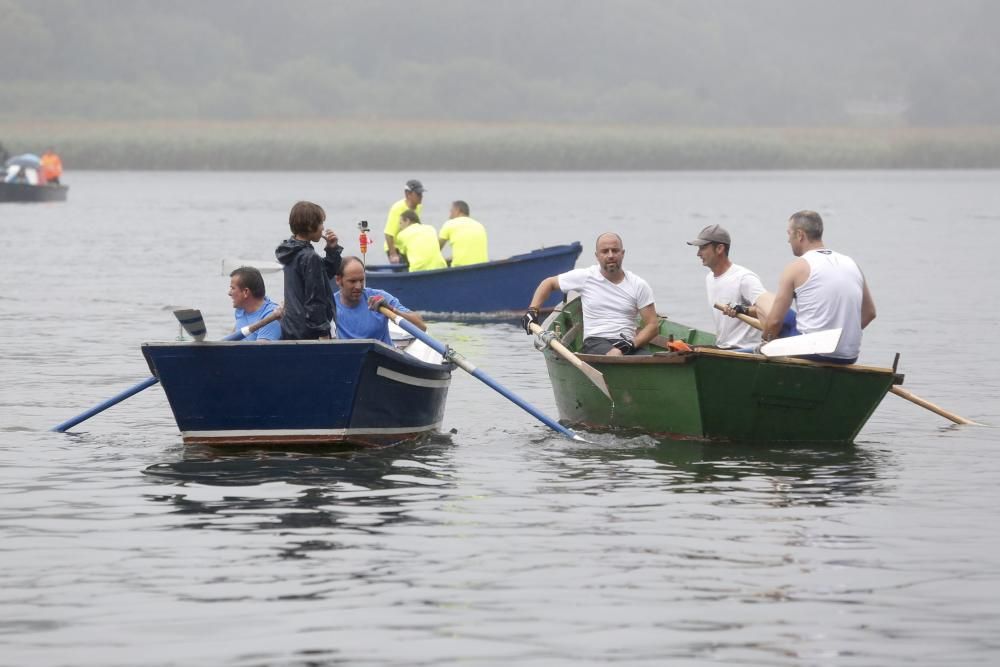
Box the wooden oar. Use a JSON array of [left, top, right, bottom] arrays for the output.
[[713, 302, 762, 329], [379, 306, 585, 441], [713, 302, 979, 425], [887, 386, 980, 425], [528, 322, 611, 400], [51, 309, 282, 433]]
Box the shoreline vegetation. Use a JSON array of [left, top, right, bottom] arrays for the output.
[[4, 121, 1000, 170]]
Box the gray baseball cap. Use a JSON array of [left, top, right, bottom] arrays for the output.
[[687, 224, 731, 246], [405, 179, 426, 194]]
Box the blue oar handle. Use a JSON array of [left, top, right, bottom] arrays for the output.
[[51, 376, 160, 432], [221, 309, 286, 341], [380, 307, 581, 440]]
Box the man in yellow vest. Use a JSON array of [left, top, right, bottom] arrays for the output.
[[439, 200, 489, 267], [395, 210, 447, 272], [384, 179, 425, 264]]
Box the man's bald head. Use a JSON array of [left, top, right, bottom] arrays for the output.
[[595, 232, 623, 250], [594, 233, 625, 279]]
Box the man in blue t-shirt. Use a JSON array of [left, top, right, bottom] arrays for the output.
[[333, 256, 426, 345], [229, 266, 282, 341]]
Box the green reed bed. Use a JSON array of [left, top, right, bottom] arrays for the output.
[[4, 121, 999, 170]]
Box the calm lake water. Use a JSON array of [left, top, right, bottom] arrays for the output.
[[1, 171, 999, 666]]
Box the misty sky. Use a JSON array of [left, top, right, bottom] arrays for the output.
[[1, 0, 998, 125]]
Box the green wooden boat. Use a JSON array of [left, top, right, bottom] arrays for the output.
[[539, 296, 902, 444]]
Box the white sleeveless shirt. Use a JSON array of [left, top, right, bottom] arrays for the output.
[[795, 249, 864, 360]]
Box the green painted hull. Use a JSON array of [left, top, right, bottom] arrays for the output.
[[542, 299, 898, 444]]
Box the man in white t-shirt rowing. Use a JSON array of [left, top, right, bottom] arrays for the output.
[[522, 233, 659, 356], [688, 224, 782, 349], [763, 210, 876, 364]]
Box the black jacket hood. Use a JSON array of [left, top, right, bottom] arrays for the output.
[[275, 238, 313, 266]]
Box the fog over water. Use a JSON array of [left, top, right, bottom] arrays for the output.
[[1, 0, 998, 125]]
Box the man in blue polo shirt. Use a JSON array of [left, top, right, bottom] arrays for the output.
[[229, 266, 282, 341], [333, 256, 426, 345]]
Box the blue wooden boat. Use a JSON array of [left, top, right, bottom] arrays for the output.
[[141, 339, 454, 447], [364, 242, 582, 319], [0, 182, 68, 202]]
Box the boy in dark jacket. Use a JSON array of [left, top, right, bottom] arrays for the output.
[[274, 201, 343, 340]]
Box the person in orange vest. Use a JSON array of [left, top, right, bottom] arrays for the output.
[[40, 148, 63, 185]]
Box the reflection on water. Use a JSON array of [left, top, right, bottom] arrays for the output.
[[144, 427, 895, 550], [536, 432, 894, 508], [142, 435, 457, 540]]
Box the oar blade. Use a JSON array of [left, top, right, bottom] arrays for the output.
[[761, 328, 842, 358], [173, 308, 207, 341], [580, 363, 612, 400], [529, 322, 612, 401]]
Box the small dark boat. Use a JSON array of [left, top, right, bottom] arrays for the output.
[[0, 182, 69, 203], [364, 242, 582, 319], [141, 339, 454, 447], [538, 296, 901, 444]]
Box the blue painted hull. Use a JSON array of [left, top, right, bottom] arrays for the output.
[[364, 242, 582, 318], [141, 340, 453, 447]]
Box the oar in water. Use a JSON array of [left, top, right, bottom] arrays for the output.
[[51, 376, 161, 433], [713, 302, 980, 425], [527, 322, 611, 400], [888, 386, 980, 426], [51, 308, 281, 433], [379, 306, 585, 441]]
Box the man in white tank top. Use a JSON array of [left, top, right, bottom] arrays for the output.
[[763, 210, 876, 363], [522, 233, 659, 356]]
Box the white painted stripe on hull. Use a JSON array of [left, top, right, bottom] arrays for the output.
[[375, 366, 450, 388], [181, 422, 442, 439]]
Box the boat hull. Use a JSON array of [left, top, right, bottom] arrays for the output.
[[542, 298, 899, 444], [0, 182, 69, 202], [364, 242, 582, 319], [142, 340, 453, 447]]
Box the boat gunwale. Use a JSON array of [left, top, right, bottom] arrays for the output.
[[572, 346, 902, 380], [140, 337, 455, 372], [364, 242, 582, 278]]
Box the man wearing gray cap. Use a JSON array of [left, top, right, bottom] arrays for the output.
[[384, 179, 425, 264], [688, 224, 774, 349]]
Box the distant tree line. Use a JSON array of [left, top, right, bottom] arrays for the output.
[[1, 0, 998, 126], [5, 121, 1000, 170]]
